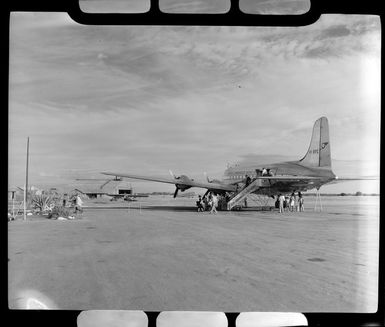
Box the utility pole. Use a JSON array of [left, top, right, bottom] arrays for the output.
[[24, 137, 29, 220], [11, 191, 15, 220], [23, 184, 26, 221]]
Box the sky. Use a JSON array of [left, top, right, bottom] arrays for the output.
[[80, 0, 151, 13], [9, 12, 380, 194], [78, 0, 310, 14], [239, 0, 310, 14]]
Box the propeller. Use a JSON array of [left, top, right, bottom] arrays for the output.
[[169, 171, 192, 198], [204, 172, 212, 183], [173, 187, 179, 198], [169, 170, 179, 197], [170, 170, 180, 198], [169, 170, 179, 179]]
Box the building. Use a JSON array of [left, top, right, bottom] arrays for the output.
[[74, 181, 133, 198]]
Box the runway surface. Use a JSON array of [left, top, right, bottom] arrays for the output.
[[8, 196, 379, 312]]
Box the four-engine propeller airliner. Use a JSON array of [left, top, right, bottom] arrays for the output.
[[102, 117, 374, 200]]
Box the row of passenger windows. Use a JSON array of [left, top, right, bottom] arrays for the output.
[[229, 174, 256, 179]]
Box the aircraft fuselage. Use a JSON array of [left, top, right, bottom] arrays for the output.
[[222, 160, 336, 195]]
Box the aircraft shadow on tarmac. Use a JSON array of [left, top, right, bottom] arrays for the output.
[[131, 205, 276, 212], [132, 205, 197, 212]]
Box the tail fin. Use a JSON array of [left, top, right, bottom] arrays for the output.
[[299, 117, 331, 168]]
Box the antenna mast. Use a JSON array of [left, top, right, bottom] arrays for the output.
[[26, 137, 29, 200], [24, 137, 29, 220]]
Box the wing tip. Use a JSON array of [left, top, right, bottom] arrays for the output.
[[101, 172, 117, 176]]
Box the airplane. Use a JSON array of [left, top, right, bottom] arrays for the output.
[[102, 117, 376, 203]]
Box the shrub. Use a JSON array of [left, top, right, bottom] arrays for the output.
[[48, 206, 70, 219], [32, 194, 53, 213]]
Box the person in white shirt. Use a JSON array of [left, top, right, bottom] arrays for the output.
[[210, 193, 218, 214], [75, 194, 83, 213], [285, 196, 290, 211], [289, 193, 295, 212], [262, 168, 267, 176], [278, 194, 285, 213], [298, 192, 304, 212]]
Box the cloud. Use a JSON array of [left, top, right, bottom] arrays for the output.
[[79, 0, 150, 13], [9, 15, 380, 114], [317, 24, 351, 39], [302, 46, 330, 59], [240, 0, 310, 14]]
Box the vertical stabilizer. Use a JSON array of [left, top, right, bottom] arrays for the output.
[[299, 117, 331, 168]]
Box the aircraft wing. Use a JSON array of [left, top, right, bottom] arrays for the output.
[[101, 172, 237, 193], [334, 176, 378, 180], [106, 193, 149, 198], [325, 176, 379, 185]]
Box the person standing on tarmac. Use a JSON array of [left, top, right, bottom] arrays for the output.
[[278, 194, 285, 213], [285, 195, 290, 212], [196, 195, 204, 212], [208, 193, 213, 211], [289, 192, 295, 212], [298, 192, 304, 212], [210, 193, 218, 214]]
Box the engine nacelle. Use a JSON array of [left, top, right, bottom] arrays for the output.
[[173, 175, 193, 197], [175, 175, 193, 191]]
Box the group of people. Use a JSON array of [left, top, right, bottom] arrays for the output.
[[276, 192, 304, 213], [196, 192, 225, 214], [260, 168, 273, 177], [244, 168, 274, 188]]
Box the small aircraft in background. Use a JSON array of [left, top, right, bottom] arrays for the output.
[[102, 117, 376, 206]]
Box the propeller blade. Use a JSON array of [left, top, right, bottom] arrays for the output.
[[173, 187, 179, 198], [169, 170, 175, 178], [204, 172, 211, 183]]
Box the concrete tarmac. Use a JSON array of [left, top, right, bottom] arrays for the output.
[[8, 196, 379, 312]]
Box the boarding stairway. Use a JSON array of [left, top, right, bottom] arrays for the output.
[[227, 179, 263, 211]]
